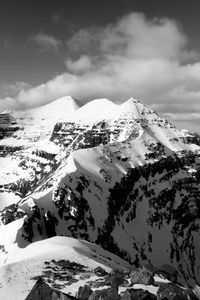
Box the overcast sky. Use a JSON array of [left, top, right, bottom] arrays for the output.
[[0, 0, 200, 133]]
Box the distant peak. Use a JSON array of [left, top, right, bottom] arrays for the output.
[[57, 95, 79, 103], [49, 96, 80, 108], [87, 98, 114, 105], [127, 97, 141, 104]]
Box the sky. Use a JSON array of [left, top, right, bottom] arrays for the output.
[[0, 0, 200, 133]]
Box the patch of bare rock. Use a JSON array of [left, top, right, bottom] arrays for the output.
[[26, 261, 199, 300]]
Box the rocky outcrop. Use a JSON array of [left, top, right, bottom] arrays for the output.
[[1, 203, 26, 225], [76, 285, 93, 300], [157, 283, 198, 300], [130, 268, 154, 285], [88, 288, 119, 300], [120, 289, 156, 300], [25, 277, 78, 300], [155, 265, 178, 283]]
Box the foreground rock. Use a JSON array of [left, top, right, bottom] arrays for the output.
[[155, 264, 178, 283], [94, 266, 108, 277], [157, 283, 199, 300], [76, 285, 93, 300], [88, 288, 119, 300], [120, 288, 156, 300], [130, 268, 154, 285], [25, 277, 78, 300]]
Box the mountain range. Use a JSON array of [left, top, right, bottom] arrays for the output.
[[0, 96, 200, 299]]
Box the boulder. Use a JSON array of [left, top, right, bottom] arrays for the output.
[[120, 288, 156, 300], [76, 284, 93, 300], [130, 268, 154, 285], [25, 277, 78, 300], [157, 283, 199, 300], [88, 288, 119, 300], [94, 266, 108, 277], [105, 270, 126, 292], [156, 264, 178, 283]]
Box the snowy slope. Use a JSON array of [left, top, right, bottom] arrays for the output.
[[0, 96, 79, 147], [0, 236, 130, 300], [0, 96, 79, 212]]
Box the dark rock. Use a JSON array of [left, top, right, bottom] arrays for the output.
[[94, 266, 108, 277], [105, 271, 126, 292], [120, 279, 130, 287], [89, 281, 106, 288], [66, 278, 79, 285], [156, 264, 178, 283], [130, 268, 154, 285], [43, 211, 58, 238], [80, 274, 91, 280], [157, 283, 199, 300], [25, 277, 78, 300], [1, 204, 26, 225], [88, 288, 119, 300], [142, 264, 155, 274], [76, 284, 93, 300], [120, 288, 156, 300]]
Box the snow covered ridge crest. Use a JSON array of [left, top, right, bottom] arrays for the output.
[[0, 96, 200, 289]]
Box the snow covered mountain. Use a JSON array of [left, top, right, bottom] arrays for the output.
[[0, 96, 200, 292]]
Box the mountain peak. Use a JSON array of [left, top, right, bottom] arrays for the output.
[[12, 95, 80, 125], [49, 95, 80, 107], [72, 98, 116, 124], [126, 97, 141, 104], [120, 97, 142, 118], [29, 95, 80, 115]]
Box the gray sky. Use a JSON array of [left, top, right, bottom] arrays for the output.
[[0, 0, 200, 133]]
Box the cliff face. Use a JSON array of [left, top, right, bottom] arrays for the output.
[[0, 97, 200, 287]]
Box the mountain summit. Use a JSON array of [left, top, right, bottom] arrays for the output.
[[0, 96, 200, 296]]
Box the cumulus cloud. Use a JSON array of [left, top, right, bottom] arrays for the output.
[[0, 81, 31, 98], [1, 12, 200, 132], [67, 28, 101, 57], [31, 33, 61, 53], [66, 55, 93, 73]]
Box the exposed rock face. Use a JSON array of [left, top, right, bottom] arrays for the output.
[[1, 203, 26, 225], [88, 288, 119, 300], [0, 97, 200, 288], [94, 266, 108, 277], [120, 289, 157, 300], [130, 268, 154, 285], [155, 264, 178, 283], [25, 277, 77, 300], [105, 271, 127, 292], [76, 285, 93, 300], [157, 283, 198, 300]]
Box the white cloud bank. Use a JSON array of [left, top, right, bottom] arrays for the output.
[[1, 12, 200, 132]]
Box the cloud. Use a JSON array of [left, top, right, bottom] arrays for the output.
[[66, 55, 93, 73], [66, 28, 101, 58], [0, 96, 20, 112], [1, 12, 200, 132], [31, 33, 61, 53], [0, 81, 31, 98]]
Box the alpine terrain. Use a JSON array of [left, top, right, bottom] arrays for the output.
[[0, 96, 200, 299]]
